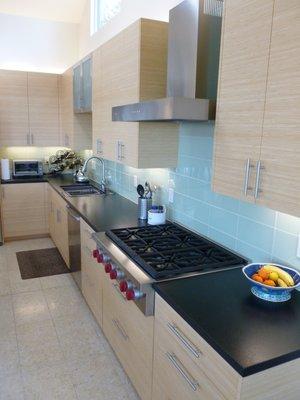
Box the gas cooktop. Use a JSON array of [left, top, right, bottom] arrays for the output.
[[105, 223, 247, 280]]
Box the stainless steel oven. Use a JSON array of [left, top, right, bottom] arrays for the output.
[[67, 205, 81, 289], [13, 160, 43, 178]]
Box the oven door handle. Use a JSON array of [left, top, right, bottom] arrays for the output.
[[66, 205, 81, 221]]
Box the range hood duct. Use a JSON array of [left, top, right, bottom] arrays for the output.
[[112, 0, 223, 122]]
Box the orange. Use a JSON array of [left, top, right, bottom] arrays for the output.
[[252, 274, 264, 283], [263, 279, 276, 287], [258, 269, 269, 280]]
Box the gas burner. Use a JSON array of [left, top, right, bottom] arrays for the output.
[[106, 223, 247, 280]]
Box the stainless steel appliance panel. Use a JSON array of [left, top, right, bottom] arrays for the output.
[[67, 206, 81, 289]]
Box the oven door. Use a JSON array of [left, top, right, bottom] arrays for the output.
[[13, 161, 40, 177]]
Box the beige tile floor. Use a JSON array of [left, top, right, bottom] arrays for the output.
[[0, 238, 140, 400]]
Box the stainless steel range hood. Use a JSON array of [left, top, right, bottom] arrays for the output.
[[112, 0, 223, 122]]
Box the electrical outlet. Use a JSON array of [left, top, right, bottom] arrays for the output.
[[133, 175, 138, 188], [297, 234, 300, 259], [168, 187, 174, 203]]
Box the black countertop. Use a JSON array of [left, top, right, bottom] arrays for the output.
[[153, 268, 300, 377], [2, 175, 141, 232]]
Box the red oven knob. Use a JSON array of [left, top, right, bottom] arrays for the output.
[[93, 249, 99, 258], [110, 270, 118, 280], [105, 263, 113, 273], [97, 253, 104, 263], [119, 281, 128, 292], [126, 288, 144, 301]]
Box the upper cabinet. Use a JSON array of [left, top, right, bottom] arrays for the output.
[[0, 70, 30, 146], [0, 70, 62, 147], [73, 55, 92, 114], [212, 0, 300, 217], [59, 68, 92, 151], [28, 72, 60, 146], [93, 19, 179, 169]]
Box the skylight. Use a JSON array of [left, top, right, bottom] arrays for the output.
[[91, 0, 122, 35]]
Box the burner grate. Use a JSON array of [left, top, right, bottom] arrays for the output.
[[106, 223, 247, 279]]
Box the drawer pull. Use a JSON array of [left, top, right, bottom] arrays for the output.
[[112, 318, 128, 341], [167, 323, 202, 358], [166, 352, 199, 392]]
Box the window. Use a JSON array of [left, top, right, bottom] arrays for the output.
[[91, 0, 122, 35]]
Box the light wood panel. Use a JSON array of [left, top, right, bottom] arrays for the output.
[[102, 268, 154, 400], [1, 183, 48, 239], [0, 70, 29, 146], [28, 72, 60, 146], [59, 68, 92, 150], [81, 219, 103, 326], [257, 0, 300, 216], [92, 18, 178, 168], [212, 0, 275, 201], [154, 294, 240, 400]]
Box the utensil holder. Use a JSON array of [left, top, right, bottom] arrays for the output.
[[138, 198, 152, 220]]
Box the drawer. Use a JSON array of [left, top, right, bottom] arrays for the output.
[[153, 323, 225, 400], [102, 273, 153, 400], [155, 295, 240, 400]]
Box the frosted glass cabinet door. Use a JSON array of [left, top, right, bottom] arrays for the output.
[[73, 64, 82, 112], [82, 57, 92, 112]]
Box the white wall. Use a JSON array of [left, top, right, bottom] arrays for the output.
[[79, 0, 182, 58], [0, 13, 79, 73]]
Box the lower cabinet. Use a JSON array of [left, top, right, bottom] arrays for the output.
[[1, 182, 48, 240], [81, 219, 103, 326], [48, 185, 69, 267], [102, 270, 154, 400]]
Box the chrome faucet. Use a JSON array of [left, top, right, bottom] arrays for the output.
[[82, 156, 106, 193]]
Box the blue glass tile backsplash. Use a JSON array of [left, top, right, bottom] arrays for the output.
[[88, 122, 300, 269]]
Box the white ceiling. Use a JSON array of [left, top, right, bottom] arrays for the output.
[[0, 0, 87, 23]]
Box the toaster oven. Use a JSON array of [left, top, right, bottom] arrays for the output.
[[12, 160, 43, 178]]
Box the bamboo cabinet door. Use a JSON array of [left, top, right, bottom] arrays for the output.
[[256, 1, 300, 217], [0, 70, 29, 146], [28, 72, 61, 146], [212, 0, 274, 202]]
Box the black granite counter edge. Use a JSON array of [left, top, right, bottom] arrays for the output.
[[1, 177, 48, 184], [153, 284, 300, 377]]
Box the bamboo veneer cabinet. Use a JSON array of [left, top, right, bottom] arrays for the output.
[[48, 185, 69, 267], [153, 295, 300, 400], [212, 0, 300, 217], [59, 68, 92, 150], [0, 70, 30, 146], [1, 183, 48, 240], [93, 18, 179, 168]]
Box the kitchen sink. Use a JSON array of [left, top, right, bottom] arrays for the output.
[[60, 184, 112, 197]]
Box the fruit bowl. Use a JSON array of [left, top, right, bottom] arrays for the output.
[[243, 263, 300, 302]]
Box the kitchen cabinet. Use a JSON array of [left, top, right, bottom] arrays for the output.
[[102, 267, 154, 400], [59, 68, 92, 150], [153, 294, 300, 400], [255, 0, 300, 216], [28, 72, 61, 146], [0, 70, 30, 146], [81, 219, 103, 326], [212, 0, 300, 218], [92, 19, 179, 168], [73, 55, 92, 113], [48, 185, 69, 266], [1, 183, 48, 240]]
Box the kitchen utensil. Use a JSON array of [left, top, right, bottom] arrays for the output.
[[148, 206, 166, 225], [243, 263, 300, 302], [137, 184, 145, 198], [138, 198, 152, 220]]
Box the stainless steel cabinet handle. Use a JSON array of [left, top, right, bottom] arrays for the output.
[[254, 160, 265, 199], [56, 209, 61, 223], [120, 142, 125, 160], [112, 318, 128, 341], [65, 134, 70, 147], [167, 323, 202, 358], [243, 158, 254, 196], [31, 134, 34, 145], [166, 352, 199, 392], [96, 139, 103, 155]]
